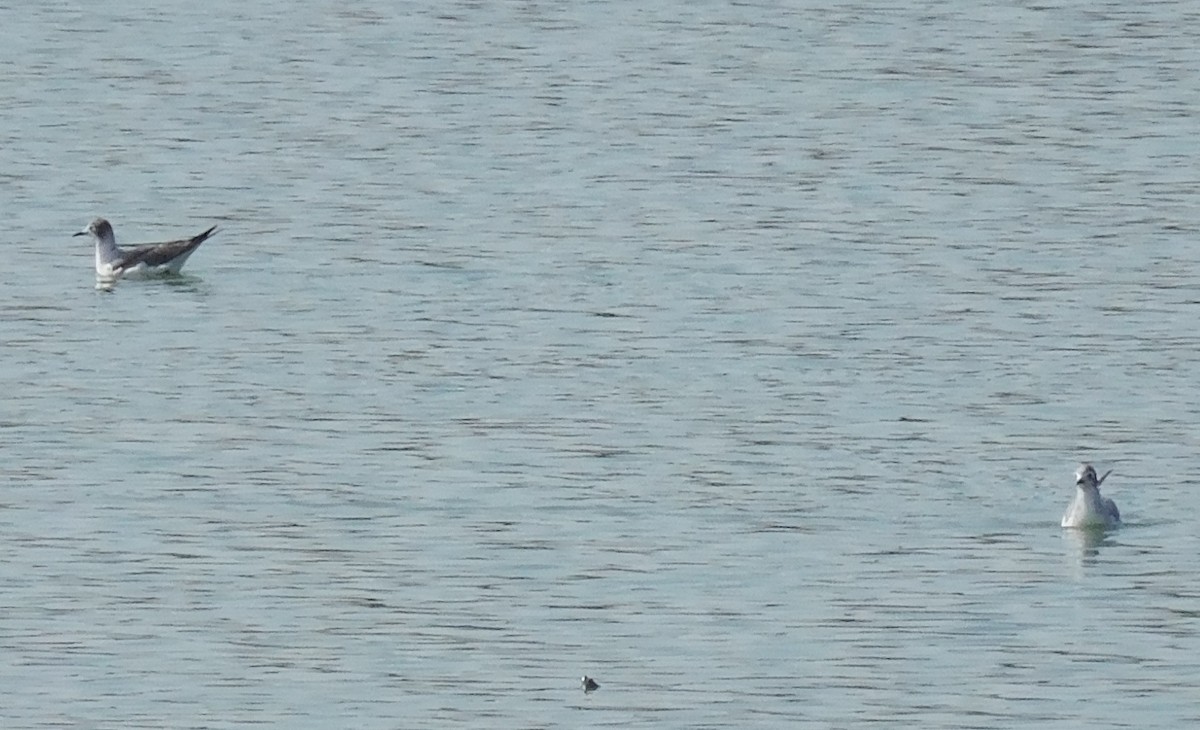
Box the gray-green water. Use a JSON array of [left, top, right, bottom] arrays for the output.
[[3, 1, 1200, 727]]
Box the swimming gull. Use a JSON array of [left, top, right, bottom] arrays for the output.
[[1061, 463, 1120, 528], [75, 217, 217, 279]]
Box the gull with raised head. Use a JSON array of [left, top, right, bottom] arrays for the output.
[[75, 217, 217, 279], [1061, 463, 1120, 528]]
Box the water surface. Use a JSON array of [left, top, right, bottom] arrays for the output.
[[2, 1, 1200, 727]]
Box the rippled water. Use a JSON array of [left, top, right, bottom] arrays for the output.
[[3, 1, 1200, 727]]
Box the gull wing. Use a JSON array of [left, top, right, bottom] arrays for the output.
[[115, 225, 217, 271]]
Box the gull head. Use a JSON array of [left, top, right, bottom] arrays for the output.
[[1074, 463, 1111, 489], [74, 218, 115, 244]]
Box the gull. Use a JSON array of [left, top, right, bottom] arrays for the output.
[[581, 675, 599, 693], [1061, 463, 1120, 528], [75, 217, 217, 279]]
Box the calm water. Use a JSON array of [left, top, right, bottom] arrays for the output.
[[2, 0, 1200, 727]]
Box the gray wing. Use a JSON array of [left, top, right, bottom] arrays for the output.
[[116, 225, 217, 270], [1104, 498, 1120, 523]]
